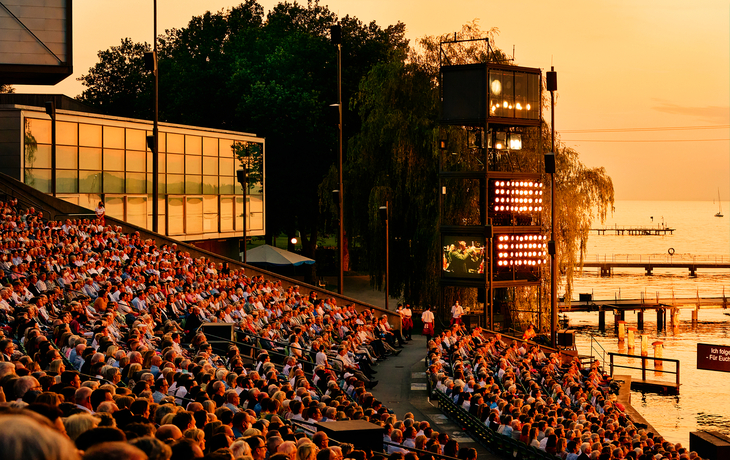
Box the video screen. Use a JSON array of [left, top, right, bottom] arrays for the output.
[[442, 235, 486, 279]]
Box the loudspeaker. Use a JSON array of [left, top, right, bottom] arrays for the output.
[[557, 330, 575, 347], [315, 420, 384, 452], [329, 25, 342, 45], [579, 293, 592, 302], [546, 70, 557, 92], [545, 152, 555, 174], [144, 51, 156, 72], [477, 288, 486, 303], [690, 431, 730, 460], [198, 323, 235, 355]]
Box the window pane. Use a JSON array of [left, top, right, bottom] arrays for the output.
[[203, 156, 218, 175], [219, 176, 234, 194], [203, 196, 218, 214], [186, 177, 202, 194], [167, 154, 184, 174], [203, 137, 218, 156], [203, 175, 218, 194], [249, 194, 263, 213], [26, 144, 51, 169], [127, 196, 147, 228], [79, 171, 102, 193], [220, 197, 234, 231], [57, 121, 78, 146], [185, 135, 201, 155], [204, 213, 217, 232], [103, 126, 124, 149], [220, 139, 233, 157], [25, 169, 51, 193], [25, 118, 51, 144], [126, 150, 146, 172], [106, 196, 124, 219], [167, 133, 184, 154], [103, 171, 124, 193], [220, 157, 234, 175], [57, 146, 78, 169], [167, 174, 184, 194], [79, 124, 102, 147], [79, 147, 102, 170], [235, 197, 244, 230], [186, 197, 203, 234], [185, 155, 201, 175], [103, 149, 124, 171], [126, 173, 146, 193], [168, 197, 184, 234], [126, 129, 146, 151], [56, 170, 78, 193]]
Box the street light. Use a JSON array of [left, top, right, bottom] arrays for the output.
[[44, 100, 56, 197], [330, 22, 344, 296], [237, 167, 248, 263], [143, 0, 160, 233], [379, 202, 389, 310]]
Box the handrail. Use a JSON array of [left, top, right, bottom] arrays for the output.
[[589, 333, 607, 373], [608, 351, 680, 390]]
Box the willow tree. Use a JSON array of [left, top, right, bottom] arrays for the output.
[[346, 22, 613, 323]]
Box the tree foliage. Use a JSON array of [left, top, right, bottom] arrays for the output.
[[78, 1, 408, 270], [78, 7, 612, 316]]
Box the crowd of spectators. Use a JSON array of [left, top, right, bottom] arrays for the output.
[[426, 326, 703, 460], [0, 198, 480, 460]]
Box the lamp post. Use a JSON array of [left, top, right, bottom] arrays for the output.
[[144, 0, 160, 233], [546, 66, 558, 347], [44, 100, 56, 197], [237, 167, 248, 263], [330, 24, 344, 295], [379, 202, 389, 310]]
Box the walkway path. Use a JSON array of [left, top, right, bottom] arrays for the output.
[[337, 274, 497, 459], [368, 335, 497, 460]]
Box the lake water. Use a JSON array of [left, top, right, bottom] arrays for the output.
[[564, 200, 730, 446]]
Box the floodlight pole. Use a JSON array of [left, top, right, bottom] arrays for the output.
[[151, 0, 160, 233], [380, 202, 389, 310], [547, 66, 558, 347], [337, 37, 344, 295]]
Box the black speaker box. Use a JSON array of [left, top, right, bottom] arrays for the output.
[[690, 431, 730, 460], [557, 330, 575, 347], [315, 420, 384, 453]]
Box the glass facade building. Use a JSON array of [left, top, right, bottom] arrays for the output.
[[0, 100, 265, 243]]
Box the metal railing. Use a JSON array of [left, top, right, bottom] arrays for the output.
[[584, 254, 730, 264], [589, 333, 607, 373], [608, 351, 680, 390]]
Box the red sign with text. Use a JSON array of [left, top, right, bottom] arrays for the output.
[[697, 343, 730, 373]]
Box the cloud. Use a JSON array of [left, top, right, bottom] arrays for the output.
[[652, 101, 729, 121]]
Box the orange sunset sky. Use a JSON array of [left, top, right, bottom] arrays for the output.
[[13, 0, 730, 202]]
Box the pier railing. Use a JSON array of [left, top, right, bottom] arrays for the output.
[[608, 351, 680, 393], [584, 254, 730, 264]]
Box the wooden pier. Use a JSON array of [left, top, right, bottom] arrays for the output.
[[609, 353, 680, 395], [591, 226, 675, 236]]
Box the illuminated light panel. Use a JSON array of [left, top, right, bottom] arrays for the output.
[[489, 179, 544, 214], [494, 233, 548, 275]]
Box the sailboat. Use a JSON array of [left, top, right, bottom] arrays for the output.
[[715, 188, 723, 217]]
